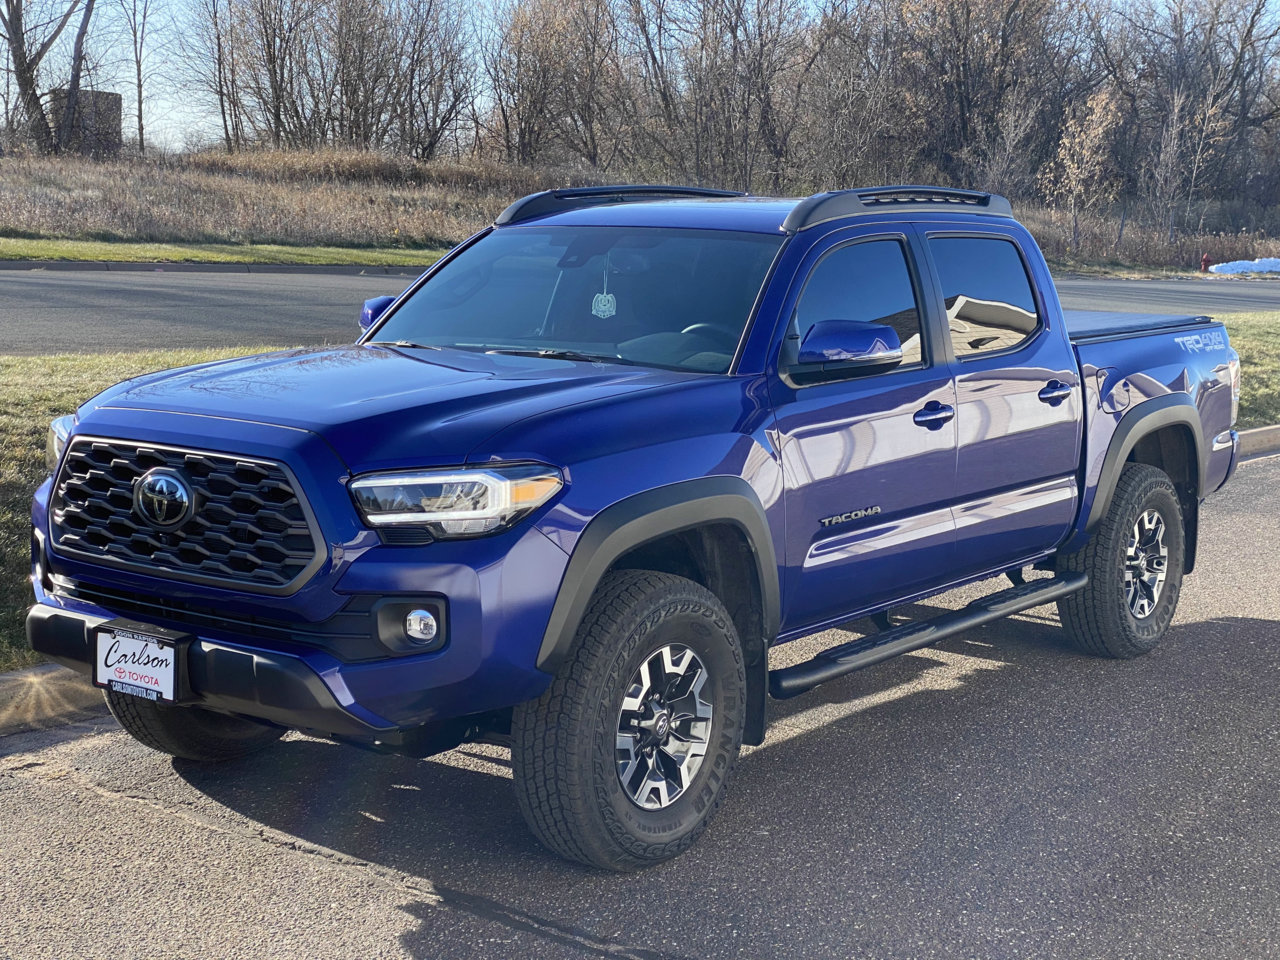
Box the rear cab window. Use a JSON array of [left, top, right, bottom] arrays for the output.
[[926, 236, 1041, 359]]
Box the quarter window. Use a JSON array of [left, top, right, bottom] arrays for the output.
[[793, 239, 925, 365], [927, 237, 1041, 358]]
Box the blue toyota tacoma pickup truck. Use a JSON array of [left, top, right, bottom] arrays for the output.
[[29, 185, 1240, 870]]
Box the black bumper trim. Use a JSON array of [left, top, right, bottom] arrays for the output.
[[26, 604, 393, 738]]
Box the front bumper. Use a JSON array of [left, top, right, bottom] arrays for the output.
[[27, 602, 394, 738], [30, 517, 569, 737]]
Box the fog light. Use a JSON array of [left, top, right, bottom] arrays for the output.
[[404, 609, 439, 644]]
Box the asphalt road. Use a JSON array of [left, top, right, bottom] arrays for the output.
[[6, 269, 419, 355], [1054, 275, 1280, 314], [4, 268, 1278, 355], [2, 455, 1279, 960]]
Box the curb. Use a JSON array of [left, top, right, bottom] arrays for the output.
[[0, 662, 106, 737], [0, 259, 431, 276], [1240, 425, 1280, 460]]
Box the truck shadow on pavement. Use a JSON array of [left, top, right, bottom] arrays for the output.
[[173, 612, 1280, 959]]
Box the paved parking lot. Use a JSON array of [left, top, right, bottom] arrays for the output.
[[3, 455, 1278, 960]]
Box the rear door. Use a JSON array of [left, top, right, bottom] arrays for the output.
[[769, 228, 959, 632], [918, 229, 1082, 576]]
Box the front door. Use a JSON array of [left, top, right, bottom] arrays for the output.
[[770, 231, 959, 633]]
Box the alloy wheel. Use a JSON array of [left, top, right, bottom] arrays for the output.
[[615, 644, 714, 810], [1124, 508, 1168, 619]]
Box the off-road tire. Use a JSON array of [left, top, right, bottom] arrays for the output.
[[105, 690, 284, 762], [1058, 463, 1185, 658], [511, 570, 747, 870]]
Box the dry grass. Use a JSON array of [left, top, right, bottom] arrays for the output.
[[0, 151, 604, 251], [2, 151, 1277, 272], [1022, 206, 1280, 274]]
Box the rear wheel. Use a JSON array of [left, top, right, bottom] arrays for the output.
[[105, 690, 284, 762], [1058, 463, 1185, 658], [511, 570, 747, 870]]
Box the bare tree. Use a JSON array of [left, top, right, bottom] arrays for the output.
[[113, 0, 151, 152], [392, 0, 472, 159], [0, 0, 97, 151], [181, 0, 245, 150], [479, 0, 559, 163], [549, 0, 627, 168], [1145, 89, 1187, 243], [138, 0, 1280, 243], [1041, 86, 1123, 249]]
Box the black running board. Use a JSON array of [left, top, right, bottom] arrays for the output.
[[768, 573, 1088, 699]]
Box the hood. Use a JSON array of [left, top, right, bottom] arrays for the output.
[[82, 345, 699, 472]]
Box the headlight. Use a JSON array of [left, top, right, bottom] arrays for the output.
[[349, 463, 563, 537], [45, 415, 75, 475]]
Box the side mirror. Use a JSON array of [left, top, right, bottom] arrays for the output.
[[796, 319, 903, 372], [360, 296, 396, 333]]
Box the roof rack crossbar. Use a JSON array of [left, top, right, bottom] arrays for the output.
[[782, 184, 1013, 232], [496, 184, 748, 226]]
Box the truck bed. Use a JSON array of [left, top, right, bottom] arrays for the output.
[[1064, 310, 1214, 343]]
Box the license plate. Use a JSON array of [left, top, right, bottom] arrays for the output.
[[94, 625, 178, 702]]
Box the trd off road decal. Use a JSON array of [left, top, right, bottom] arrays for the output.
[[1175, 330, 1226, 353]]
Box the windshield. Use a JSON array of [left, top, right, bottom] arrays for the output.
[[371, 226, 784, 373]]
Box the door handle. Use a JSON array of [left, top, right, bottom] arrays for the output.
[[913, 401, 955, 429], [1038, 380, 1073, 406]]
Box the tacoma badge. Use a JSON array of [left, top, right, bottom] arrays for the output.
[[820, 506, 882, 528]]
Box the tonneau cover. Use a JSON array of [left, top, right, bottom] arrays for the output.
[[1064, 310, 1213, 342]]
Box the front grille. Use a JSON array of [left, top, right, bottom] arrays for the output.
[[49, 437, 323, 594]]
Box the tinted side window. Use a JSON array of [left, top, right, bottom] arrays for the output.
[[793, 239, 924, 365], [927, 237, 1040, 358]]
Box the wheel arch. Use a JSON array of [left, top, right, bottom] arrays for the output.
[[537, 477, 780, 746], [1085, 393, 1206, 572]]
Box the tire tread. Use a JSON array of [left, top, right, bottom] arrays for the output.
[[511, 570, 744, 870], [1058, 462, 1184, 658]]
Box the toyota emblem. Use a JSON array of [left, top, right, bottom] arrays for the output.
[[133, 468, 194, 528]]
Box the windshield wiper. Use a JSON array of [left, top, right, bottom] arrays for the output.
[[482, 347, 639, 366], [367, 340, 440, 350]]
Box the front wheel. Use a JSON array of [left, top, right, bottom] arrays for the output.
[[511, 570, 747, 870], [1058, 463, 1186, 658]]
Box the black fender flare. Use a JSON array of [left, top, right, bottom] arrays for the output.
[[536, 476, 781, 745], [1085, 392, 1207, 535]]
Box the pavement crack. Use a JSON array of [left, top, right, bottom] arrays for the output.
[[2, 761, 45, 772], [430, 887, 692, 960]]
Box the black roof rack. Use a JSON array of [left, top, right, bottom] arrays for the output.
[[782, 185, 1013, 232], [495, 185, 747, 226]]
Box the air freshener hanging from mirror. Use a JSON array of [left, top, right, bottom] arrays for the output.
[[592, 254, 616, 319]]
